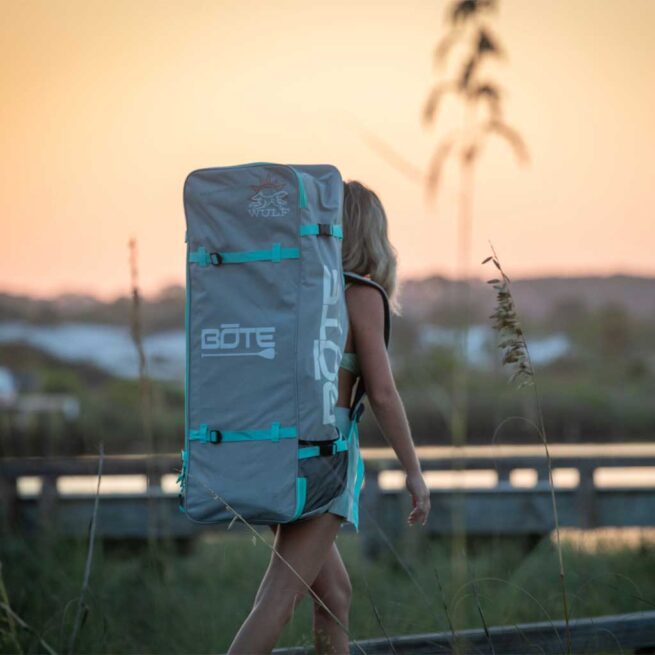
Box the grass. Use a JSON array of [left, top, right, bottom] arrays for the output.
[[484, 245, 574, 652], [1, 530, 654, 654]]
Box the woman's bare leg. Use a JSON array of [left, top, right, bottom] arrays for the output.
[[311, 541, 352, 654], [227, 513, 343, 654], [260, 524, 352, 653]]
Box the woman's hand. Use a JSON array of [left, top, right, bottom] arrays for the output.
[[405, 470, 431, 527]]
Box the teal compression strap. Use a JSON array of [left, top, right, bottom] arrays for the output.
[[190, 423, 297, 444], [299, 224, 343, 239], [189, 246, 212, 266], [189, 245, 299, 267], [298, 437, 349, 460]]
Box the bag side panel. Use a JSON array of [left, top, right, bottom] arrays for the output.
[[294, 165, 348, 442]]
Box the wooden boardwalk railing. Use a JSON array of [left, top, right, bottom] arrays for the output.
[[2, 444, 655, 551], [359, 442, 655, 558], [271, 609, 655, 655]]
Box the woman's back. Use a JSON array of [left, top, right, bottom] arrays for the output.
[[337, 278, 392, 412], [336, 282, 361, 409]]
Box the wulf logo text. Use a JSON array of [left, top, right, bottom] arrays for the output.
[[248, 175, 289, 218]]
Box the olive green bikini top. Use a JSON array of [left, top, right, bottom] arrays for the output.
[[340, 351, 360, 377], [340, 281, 361, 378]]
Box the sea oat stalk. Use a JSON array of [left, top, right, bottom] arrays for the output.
[[483, 242, 571, 654]]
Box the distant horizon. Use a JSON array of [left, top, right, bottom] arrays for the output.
[[2, 266, 653, 303]]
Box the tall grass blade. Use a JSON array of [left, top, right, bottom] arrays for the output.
[[0, 600, 58, 655], [67, 443, 103, 654], [0, 561, 23, 654]]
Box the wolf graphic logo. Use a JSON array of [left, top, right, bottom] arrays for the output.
[[248, 175, 290, 218]]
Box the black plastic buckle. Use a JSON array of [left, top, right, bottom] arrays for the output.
[[209, 429, 223, 444], [209, 252, 223, 266], [318, 442, 334, 456], [317, 224, 332, 237]]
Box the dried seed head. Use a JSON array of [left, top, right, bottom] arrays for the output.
[[482, 254, 533, 388]]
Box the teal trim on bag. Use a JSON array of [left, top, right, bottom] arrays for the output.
[[189, 245, 299, 266], [189, 246, 211, 267], [297, 447, 316, 460], [176, 448, 188, 492], [299, 224, 343, 239], [182, 236, 191, 512], [334, 438, 348, 453], [351, 423, 364, 531], [292, 477, 307, 520], [189, 423, 297, 444], [291, 168, 307, 208]]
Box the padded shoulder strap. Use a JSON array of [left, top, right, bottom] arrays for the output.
[[343, 271, 392, 421]]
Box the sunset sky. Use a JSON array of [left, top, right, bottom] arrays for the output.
[[2, 0, 654, 300]]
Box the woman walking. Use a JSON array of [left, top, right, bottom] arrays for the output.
[[228, 180, 431, 654]]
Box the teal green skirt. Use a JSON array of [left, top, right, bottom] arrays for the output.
[[325, 406, 365, 532]]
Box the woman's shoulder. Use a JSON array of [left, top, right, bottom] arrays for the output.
[[345, 281, 385, 327], [345, 278, 382, 297]]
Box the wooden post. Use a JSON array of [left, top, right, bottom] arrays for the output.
[[38, 474, 58, 531], [536, 464, 550, 484], [0, 476, 18, 531], [146, 471, 162, 492], [496, 463, 512, 487], [576, 464, 597, 529]]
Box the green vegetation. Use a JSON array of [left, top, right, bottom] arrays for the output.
[[3, 290, 655, 457], [0, 344, 183, 457], [1, 531, 653, 653]]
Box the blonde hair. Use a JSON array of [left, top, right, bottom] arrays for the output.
[[342, 180, 402, 316]]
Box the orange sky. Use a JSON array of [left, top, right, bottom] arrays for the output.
[[2, 0, 654, 300]]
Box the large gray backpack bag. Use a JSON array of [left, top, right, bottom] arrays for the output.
[[177, 162, 390, 525]]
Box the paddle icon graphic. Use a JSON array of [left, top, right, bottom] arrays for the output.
[[201, 348, 276, 360]]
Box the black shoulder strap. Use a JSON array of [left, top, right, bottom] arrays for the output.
[[343, 271, 392, 421]]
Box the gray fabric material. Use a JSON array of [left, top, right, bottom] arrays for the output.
[[298, 447, 348, 514], [181, 163, 348, 524]]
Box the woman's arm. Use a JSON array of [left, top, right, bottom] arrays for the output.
[[347, 284, 431, 526]]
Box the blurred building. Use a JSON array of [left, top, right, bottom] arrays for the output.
[[15, 393, 80, 421], [0, 365, 80, 430]]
